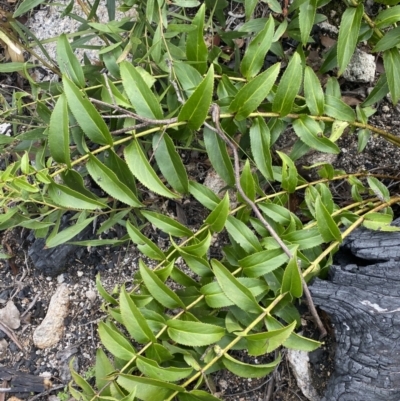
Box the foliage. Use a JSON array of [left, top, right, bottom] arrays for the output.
[[1, 0, 400, 399]]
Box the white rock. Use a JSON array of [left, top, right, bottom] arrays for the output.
[[57, 274, 65, 284], [343, 49, 375, 83], [287, 349, 321, 401], [0, 339, 8, 357], [0, 301, 21, 329], [33, 284, 70, 349], [85, 290, 97, 303]]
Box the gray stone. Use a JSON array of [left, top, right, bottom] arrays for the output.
[[33, 284, 70, 349], [343, 49, 375, 83], [0, 301, 20, 330]]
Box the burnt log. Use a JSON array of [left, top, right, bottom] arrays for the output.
[[309, 222, 400, 400]]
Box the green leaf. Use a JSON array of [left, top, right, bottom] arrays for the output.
[[48, 182, 106, 210], [281, 227, 324, 250], [87, 154, 142, 207], [139, 260, 186, 309], [186, 4, 208, 74], [222, 353, 281, 378], [281, 254, 303, 298], [276, 151, 298, 193], [376, 5, 400, 28], [205, 192, 230, 232], [153, 133, 189, 193], [49, 94, 71, 168], [244, 321, 296, 355], [0, 62, 36, 72], [315, 195, 342, 242], [95, 349, 113, 396], [141, 210, 193, 237], [330, 120, 349, 143], [324, 95, 355, 122], [57, 34, 85, 87], [362, 73, 389, 107], [98, 321, 136, 361], [126, 221, 165, 260], [96, 274, 118, 305], [13, 0, 45, 17], [178, 390, 222, 401], [212, 259, 263, 313], [357, 128, 371, 152], [304, 66, 325, 116], [120, 61, 163, 119], [240, 248, 289, 277], [63, 76, 113, 145], [124, 139, 179, 199], [337, 4, 364, 75], [229, 63, 281, 121], [69, 359, 95, 397], [178, 65, 214, 130], [373, 26, 400, 52], [117, 375, 183, 401], [272, 52, 303, 117], [367, 176, 390, 202], [250, 116, 274, 181], [299, 0, 318, 46], [174, 61, 203, 96], [46, 216, 95, 248], [167, 320, 225, 346], [203, 126, 235, 186], [120, 286, 157, 344], [225, 216, 262, 253], [292, 116, 339, 154], [239, 160, 256, 202], [383, 48, 400, 104], [240, 15, 274, 80], [245, 0, 258, 20], [136, 356, 193, 382], [189, 181, 220, 210]]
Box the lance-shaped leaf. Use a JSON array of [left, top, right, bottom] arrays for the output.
[[125, 139, 179, 199], [166, 320, 225, 346], [139, 260, 186, 309], [189, 181, 220, 210], [57, 34, 85, 88], [240, 248, 289, 277], [212, 259, 263, 313], [315, 195, 342, 242], [96, 274, 118, 305], [239, 160, 256, 202], [48, 93, 70, 167], [203, 126, 235, 186], [292, 116, 339, 154], [63, 76, 113, 145], [222, 353, 281, 378], [174, 61, 203, 96], [272, 52, 303, 116], [277, 151, 298, 193], [337, 4, 363, 75], [186, 4, 207, 74], [98, 321, 136, 361], [244, 321, 296, 356], [153, 132, 189, 193], [324, 95, 355, 123], [127, 221, 165, 260], [299, 0, 318, 46], [69, 360, 95, 398], [281, 253, 303, 298], [86, 154, 142, 207], [120, 286, 157, 344], [240, 15, 274, 80], [383, 48, 400, 104], [205, 192, 230, 233], [178, 65, 214, 130], [141, 210, 193, 237], [120, 61, 163, 119], [225, 216, 262, 253], [376, 5, 400, 28], [373, 26, 400, 53], [250, 116, 274, 181], [367, 176, 390, 202], [229, 63, 281, 121], [178, 390, 222, 401], [94, 349, 113, 396], [136, 356, 193, 382], [304, 66, 324, 116], [46, 216, 95, 248], [117, 375, 184, 401], [48, 182, 106, 210]]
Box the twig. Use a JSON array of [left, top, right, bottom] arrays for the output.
[[209, 104, 327, 339], [0, 320, 24, 351], [27, 384, 65, 401]]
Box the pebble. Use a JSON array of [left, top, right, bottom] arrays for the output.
[[85, 290, 97, 303], [0, 301, 21, 329], [33, 284, 70, 349], [77, 271, 84, 277], [382, 105, 390, 113], [57, 274, 65, 284]]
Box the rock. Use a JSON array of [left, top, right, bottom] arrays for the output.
[[287, 349, 321, 401], [85, 290, 97, 303], [343, 49, 375, 83], [0, 339, 8, 358], [33, 284, 70, 349], [203, 170, 228, 197], [0, 301, 20, 329]]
